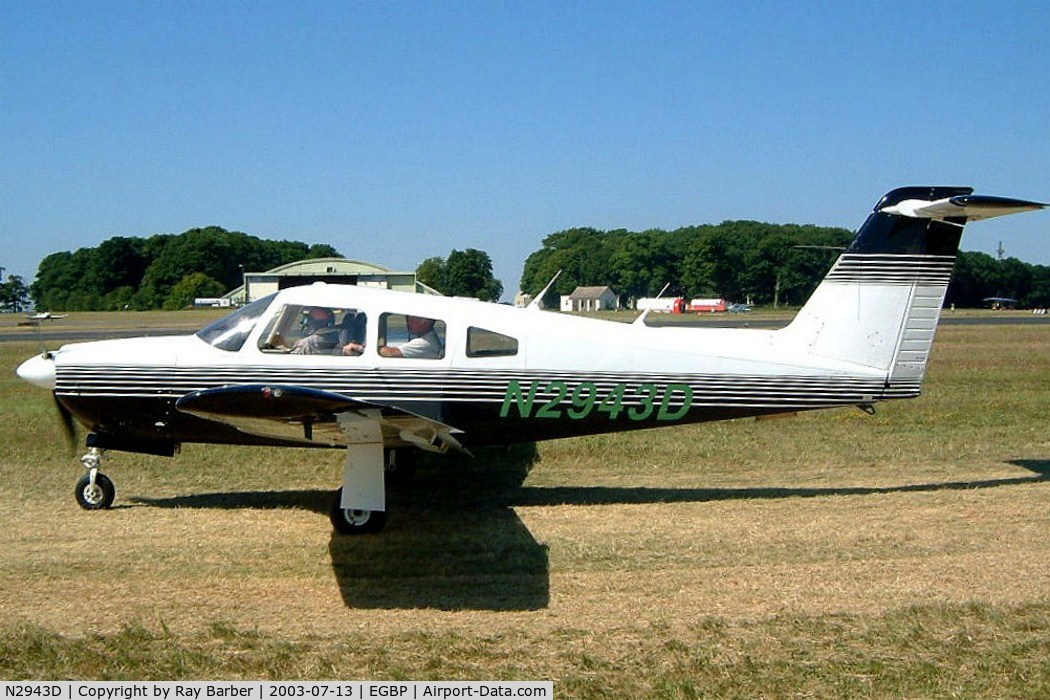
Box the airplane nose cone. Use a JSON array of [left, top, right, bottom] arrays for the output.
[[17, 353, 57, 390]]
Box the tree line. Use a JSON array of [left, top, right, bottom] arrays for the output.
[[16, 219, 1049, 313], [520, 221, 855, 308], [520, 221, 1050, 309], [26, 233, 504, 312], [29, 227, 340, 311]]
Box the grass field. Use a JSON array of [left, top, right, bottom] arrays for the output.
[[1, 321, 1048, 696]]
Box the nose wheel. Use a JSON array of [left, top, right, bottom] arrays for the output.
[[75, 447, 115, 510]]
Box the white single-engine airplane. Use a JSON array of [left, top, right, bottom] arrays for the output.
[[16, 187, 1046, 534]]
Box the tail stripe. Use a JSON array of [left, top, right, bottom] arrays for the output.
[[825, 253, 956, 285]]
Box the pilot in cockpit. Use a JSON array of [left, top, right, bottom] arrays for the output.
[[289, 307, 339, 355]]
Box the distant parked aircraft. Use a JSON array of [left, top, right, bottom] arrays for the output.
[[982, 297, 1019, 309], [25, 312, 69, 321]]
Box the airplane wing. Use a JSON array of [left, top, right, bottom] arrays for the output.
[[174, 384, 468, 454]]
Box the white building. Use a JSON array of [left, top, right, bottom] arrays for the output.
[[560, 286, 619, 312]]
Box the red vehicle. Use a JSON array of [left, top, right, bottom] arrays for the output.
[[688, 298, 727, 313], [637, 297, 687, 314]]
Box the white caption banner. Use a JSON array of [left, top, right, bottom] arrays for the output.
[[0, 683, 553, 700]]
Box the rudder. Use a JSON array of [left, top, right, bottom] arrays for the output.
[[783, 186, 1045, 394]]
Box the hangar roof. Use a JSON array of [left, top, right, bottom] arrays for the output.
[[262, 257, 396, 275]]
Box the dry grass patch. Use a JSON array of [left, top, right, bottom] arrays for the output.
[[1, 324, 1049, 696]]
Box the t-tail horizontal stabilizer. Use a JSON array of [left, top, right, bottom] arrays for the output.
[[784, 186, 1046, 396], [880, 194, 1047, 221]]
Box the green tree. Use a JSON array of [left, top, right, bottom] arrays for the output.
[[415, 256, 445, 290], [1027, 264, 1050, 307], [31, 251, 85, 310], [415, 249, 503, 301], [609, 232, 679, 303], [102, 286, 138, 311], [443, 249, 503, 301], [998, 257, 1033, 303], [947, 252, 999, 308], [520, 228, 625, 306], [681, 227, 748, 299], [0, 275, 29, 312], [163, 273, 227, 310], [307, 243, 341, 259], [90, 237, 149, 293]]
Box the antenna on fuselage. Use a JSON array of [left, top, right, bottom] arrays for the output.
[[633, 282, 671, 326], [526, 270, 562, 311]]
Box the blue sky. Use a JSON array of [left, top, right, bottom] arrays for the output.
[[2, 1, 1048, 298]]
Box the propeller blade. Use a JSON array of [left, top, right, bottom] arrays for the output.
[[53, 396, 77, 455]]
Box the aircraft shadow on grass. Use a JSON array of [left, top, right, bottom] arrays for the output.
[[513, 459, 1050, 507], [131, 455, 1048, 611], [132, 445, 551, 612]]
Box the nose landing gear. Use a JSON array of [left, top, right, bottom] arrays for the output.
[[75, 447, 115, 510]]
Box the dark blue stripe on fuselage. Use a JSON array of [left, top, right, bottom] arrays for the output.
[[56, 366, 917, 449]]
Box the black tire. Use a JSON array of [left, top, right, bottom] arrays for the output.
[[329, 488, 387, 534], [384, 448, 417, 487], [75, 472, 115, 510]]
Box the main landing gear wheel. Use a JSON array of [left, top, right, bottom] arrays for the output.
[[329, 487, 387, 535], [75, 472, 115, 510]]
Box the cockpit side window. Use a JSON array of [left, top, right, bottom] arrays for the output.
[[466, 327, 518, 358], [196, 293, 276, 352], [259, 305, 368, 356]]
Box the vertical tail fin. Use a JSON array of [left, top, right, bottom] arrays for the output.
[[783, 187, 1045, 393]]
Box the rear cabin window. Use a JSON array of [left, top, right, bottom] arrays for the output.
[[466, 327, 518, 358], [378, 313, 446, 359]]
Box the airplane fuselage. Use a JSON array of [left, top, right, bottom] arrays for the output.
[[41, 282, 910, 457]]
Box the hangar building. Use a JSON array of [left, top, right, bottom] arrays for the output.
[[225, 258, 439, 304]]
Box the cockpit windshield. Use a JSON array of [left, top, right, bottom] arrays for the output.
[[195, 293, 277, 351]]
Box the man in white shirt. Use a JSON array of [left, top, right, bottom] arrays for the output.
[[380, 315, 442, 358]]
